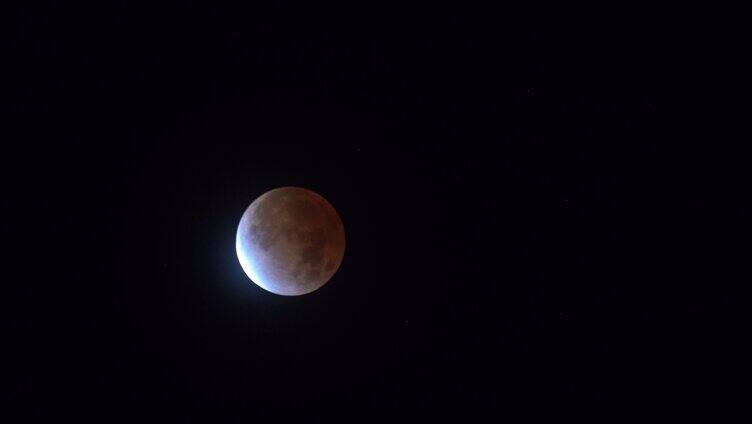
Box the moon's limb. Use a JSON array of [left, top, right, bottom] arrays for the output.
[[236, 187, 345, 296]]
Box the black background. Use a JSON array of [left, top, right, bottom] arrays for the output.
[[17, 3, 739, 421]]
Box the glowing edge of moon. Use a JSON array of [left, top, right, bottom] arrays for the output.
[[236, 235, 266, 293], [235, 203, 273, 294]]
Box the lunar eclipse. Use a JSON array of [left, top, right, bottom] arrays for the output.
[[236, 187, 346, 296]]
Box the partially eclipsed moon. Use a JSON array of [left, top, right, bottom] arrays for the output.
[[236, 187, 345, 296]]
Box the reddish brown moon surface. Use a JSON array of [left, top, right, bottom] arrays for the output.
[[236, 187, 346, 296]]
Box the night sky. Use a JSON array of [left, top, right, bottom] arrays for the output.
[[18, 4, 736, 421]]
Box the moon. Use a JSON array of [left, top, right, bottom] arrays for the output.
[[235, 187, 346, 296]]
